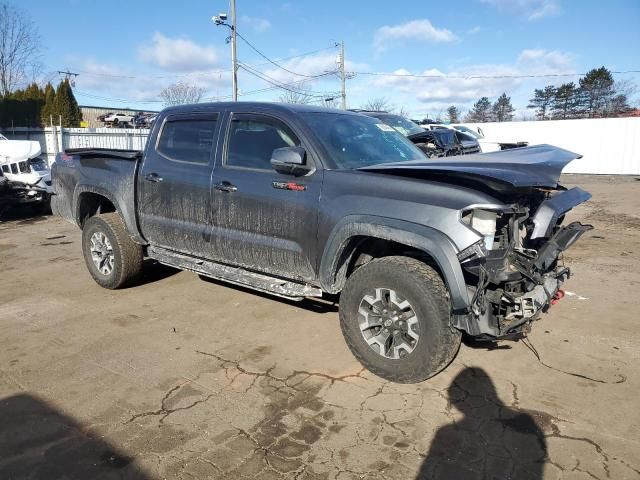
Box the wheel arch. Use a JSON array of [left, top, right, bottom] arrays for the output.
[[319, 215, 470, 311]]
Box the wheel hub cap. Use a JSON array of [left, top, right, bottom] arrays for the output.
[[89, 232, 114, 275], [358, 288, 419, 360]]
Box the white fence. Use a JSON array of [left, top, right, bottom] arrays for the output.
[[3, 118, 640, 174], [0, 127, 150, 166], [464, 117, 640, 175]]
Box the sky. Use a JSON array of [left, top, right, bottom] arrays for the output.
[[19, 0, 640, 118]]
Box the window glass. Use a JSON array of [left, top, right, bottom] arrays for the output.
[[302, 112, 424, 169], [226, 115, 300, 170], [157, 118, 217, 164], [10, 163, 19, 174]]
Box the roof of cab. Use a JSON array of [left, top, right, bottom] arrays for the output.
[[160, 101, 362, 116]]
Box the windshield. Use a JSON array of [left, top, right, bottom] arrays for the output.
[[303, 112, 425, 169], [369, 114, 424, 137], [453, 125, 483, 139]]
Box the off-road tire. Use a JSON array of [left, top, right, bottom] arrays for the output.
[[82, 212, 143, 289], [339, 256, 461, 383]]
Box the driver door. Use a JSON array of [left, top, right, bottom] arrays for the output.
[[209, 112, 322, 282]]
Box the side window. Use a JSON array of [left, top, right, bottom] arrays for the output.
[[10, 163, 19, 174], [157, 117, 217, 164], [226, 114, 300, 170]]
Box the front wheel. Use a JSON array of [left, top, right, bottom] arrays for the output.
[[339, 256, 461, 383], [82, 213, 143, 289]]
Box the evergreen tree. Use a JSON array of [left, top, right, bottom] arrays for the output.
[[578, 67, 615, 118], [447, 105, 459, 123], [492, 93, 515, 122], [552, 82, 580, 119], [466, 97, 492, 122], [53, 79, 82, 127], [41, 82, 55, 126], [527, 85, 556, 120]]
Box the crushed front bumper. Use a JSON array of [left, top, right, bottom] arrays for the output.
[[453, 221, 592, 339]]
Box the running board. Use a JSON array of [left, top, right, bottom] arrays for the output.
[[147, 246, 323, 301]]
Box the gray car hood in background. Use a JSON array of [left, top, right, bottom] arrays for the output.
[[359, 144, 581, 188]]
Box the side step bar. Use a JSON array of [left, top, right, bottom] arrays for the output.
[[147, 246, 323, 301]]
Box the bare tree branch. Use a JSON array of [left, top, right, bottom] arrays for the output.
[[0, 2, 42, 96], [159, 81, 205, 107]]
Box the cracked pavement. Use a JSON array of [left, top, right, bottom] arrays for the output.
[[1, 175, 639, 479]]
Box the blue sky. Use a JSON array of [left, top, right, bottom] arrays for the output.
[[22, 0, 640, 118]]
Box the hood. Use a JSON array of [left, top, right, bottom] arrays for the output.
[[358, 144, 580, 188], [0, 139, 42, 162]]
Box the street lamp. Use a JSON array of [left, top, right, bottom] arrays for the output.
[[212, 2, 238, 101]]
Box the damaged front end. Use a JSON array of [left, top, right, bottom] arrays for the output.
[[453, 187, 593, 339]]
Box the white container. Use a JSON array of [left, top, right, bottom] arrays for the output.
[[471, 210, 498, 250]]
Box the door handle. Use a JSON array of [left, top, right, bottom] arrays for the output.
[[144, 173, 163, 183], [214, 181, 237, 193]]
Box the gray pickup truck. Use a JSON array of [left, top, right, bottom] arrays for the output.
[[51, 102, 592, 383]]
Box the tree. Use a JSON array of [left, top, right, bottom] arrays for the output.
[[278, 89, 312, 104], [361, 97, 392, 112], [53, 79, 82, 127], [492, 93, 515, 122], [527, 85, 556, 120], [578, 67, 615, 118], [0, 2, 42, 96], [447, 105, 459, 123], [159, 81, 205, 107], [551, 82, 580, 120], [466, 97, 492, 122], [395, 106, 410, 118], [40, 82, 55, 125]]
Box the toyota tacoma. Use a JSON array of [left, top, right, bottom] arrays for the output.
[[51, 102, 592, 383]]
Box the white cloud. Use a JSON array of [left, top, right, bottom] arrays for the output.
[[241, 15, 272, 33], [138, 33, 220, 72], [480, 0, 561, 21], [466, 26, 482, 34], [363, 48, 575, 111], [373, 19, 457, 51]]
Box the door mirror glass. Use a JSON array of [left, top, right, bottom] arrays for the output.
[[270, 146, 311, 176]]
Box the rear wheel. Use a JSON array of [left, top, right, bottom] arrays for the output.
[[82, 213, 143, 289], [339, 256, 461, 383]]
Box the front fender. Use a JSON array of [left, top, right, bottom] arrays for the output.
[[319, 215, 470, 311]]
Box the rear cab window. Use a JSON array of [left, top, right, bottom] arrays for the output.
[[156, 115, 218, 165]]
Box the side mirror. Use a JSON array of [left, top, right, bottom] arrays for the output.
[[270, 146, 311, 176]]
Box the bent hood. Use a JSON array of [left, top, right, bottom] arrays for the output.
[[0, 139, 42, 162], [358, 144, 581, 188]]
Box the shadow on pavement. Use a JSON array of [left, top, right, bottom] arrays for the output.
[[130, 259, 180, 287], [416, 367, 546, 480], [0, 393, 150, 480]]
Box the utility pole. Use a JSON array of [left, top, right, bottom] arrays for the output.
[[230, 0, 238, 101], [339, 41, 346, 110]]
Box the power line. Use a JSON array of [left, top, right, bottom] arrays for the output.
[[62, 45, 340, 81], [349, 69, 640, 80], [236, 31, 339, 78], [239, 63, 339, 98]]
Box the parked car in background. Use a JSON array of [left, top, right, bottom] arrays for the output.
[[0, 135, 52, 209], [51, 102, 592, 383], [356, 111, 481, 157], [450, 125, 528, 152], [103, 112, 135, 127], [97, 112, 114, 123]]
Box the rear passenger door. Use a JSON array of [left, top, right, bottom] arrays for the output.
[[209, 112, 322, 282], [138, 112, 219, 258]]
